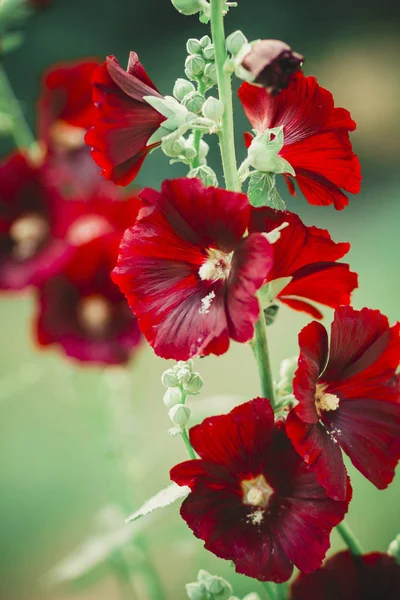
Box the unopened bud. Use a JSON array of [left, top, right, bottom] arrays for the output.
[[226, 30, 248, 55], [200, 35, 211, 48], [185, 54, 206, 78], [171, 0, 206, 16], [243, 595, 262, 600], [202, 96, 224, 121], [202, 44, 215, 61], [186, 582, 207, 600], [388, 534, 400, 564], [183, 146, 197, 161], [161, 369, 180, 388], [188, 165, 218, 187], [173, 78, 195, 102], [177, 366, 192, 384], [186, 38, 202, 55], [183, 372, 204, 394], [197, 569, 212, 581], [241, 39, 303, 94], [169, 404, 191, 427], [161, 136, 185, 157], [182, 91, 206, 114], [163, 386, 183, 409], [203, 62, 218, 84], [205, 576, 233, 599]]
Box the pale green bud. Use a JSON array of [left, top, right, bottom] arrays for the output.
[[161, 136, 185, 157], [202, 96, 224, 121], [183, 372, 204, 394], [388, 533, 400, 564], [171, 0, 206, 16], [203, 62, 218, 84], [186, 582, 207, 600], [243, 595, 262, 600], [161, 369, 180, 388], [173, 78, 195, 102], [200, 35, 211, 48], [226, 30, 248, 55], [279, 356, 298, 387], [186, 38, 202, 55], [163, 387, 183, 409], [182, 91, 206, 114], [185, 54, 206, 78], [205, 576, 232, 599], [197, 569, 212, 581], [177, 366, 192, 384], [188, 165, 218, 187], [169, 404, 191, 427], [202, 44, 215, 61]]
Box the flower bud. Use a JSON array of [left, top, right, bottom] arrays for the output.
[[388, 533, 400, 564], [243, 595, 261, 600], [177, 366, 192, 384], [279, 356, 298, 386], [173, 78, 195, 102], [196, 569, 212, 581], [186, 582, 207, 600], [226, 30, 248, 55], [203, 62, 218, 84], [205, 576, 233, 599], [161, 135, 185, 157], [182, 91, 206, 114], [161, 369, 180, 388], [163, 386, 183, 409], [200, 35, 211, 48], [169, 404, 191, 427], [186, 38, 202, 55], [183, 146, 197, 162], [241, 39, 304, 94], [202, 96, 224, 122], [185, 54, 206, 78], [171, 0, 206, 16], [183, 372, 204, 394], [202, 44, 215, 61], [188, 165, 218, 187]]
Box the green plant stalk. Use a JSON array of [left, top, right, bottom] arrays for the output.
[[252, 309, 276, 407], [0, 64, 37, 152], [210, 0, 240, 191], [336, 521, 364, 556], [181, 428, 197, 459]]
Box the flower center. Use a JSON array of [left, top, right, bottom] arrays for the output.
[[198, 248, 232, 282], [78, 295, 113, 337], [10, 213, 49, 260], [50, 121, 87, 151], [315, 384, 340, 416], [241, 474, 274, 508], [67, 215, 113, 246]]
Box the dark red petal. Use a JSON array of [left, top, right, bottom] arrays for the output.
[[286, 411, 348, 501], [279, 297, 324, 319], [327, 398, 400, 491], [227, 233, 273, 342], [293, 321, 329, 423], [188, 397, 275, 467]]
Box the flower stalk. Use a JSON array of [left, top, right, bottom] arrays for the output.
[[252, 308, 276, 408], [336, 521, 364, 556]]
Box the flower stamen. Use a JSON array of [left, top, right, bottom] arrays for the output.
[[241, 474, 274, 508], [315, 384, 340, 416], [198, 248, 232, 282]]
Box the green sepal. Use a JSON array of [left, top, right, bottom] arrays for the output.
[[247, 171, 286, 210]]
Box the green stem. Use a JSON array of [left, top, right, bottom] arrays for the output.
[[252, 309, 276, 408], [181, 428, 196, 459], [0, 64, 37, 152], [336, 521, 363, 556], [210, 0, 240, 191], [192, 80, 206, 169]]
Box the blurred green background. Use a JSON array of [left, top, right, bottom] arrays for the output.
[[1, 1, 400, 599]]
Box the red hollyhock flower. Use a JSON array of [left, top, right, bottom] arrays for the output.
[[290, 551, 400, 599], [170, 398, 351, 583], [85, 52, 166, 186], [37, 58, 118, 199], [249, 207, 358, 318], [238, 72, 361, 210], [35, 193, 143, 365], [112, 178, 273, 360], [0, 153, 72, 290], [286, 306, 400, 502]]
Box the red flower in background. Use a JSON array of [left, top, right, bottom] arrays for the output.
[[112, 178, 273, 360], [35, 193, 143, 365], [171, 398, 351, 583], [239, 73, 361, 210], [290, 551, 400, 600], [286, 306, 400, 501], [85, 52, 166, 186], [37, 58, 118, 199], [250, 207, 358, 318], [0, 153, 72, 290]]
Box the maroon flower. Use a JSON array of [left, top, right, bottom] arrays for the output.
[[85, 52, 166, 186], [239, 72, 361, 210], [241, 40, 303, 93], [286, 306, 400, 501], [171, 398, 351, 583], [0, 153, 72, 291], [112, 178, 273, 360], [37, 58, 118, 199], [249, 207, 358, 318], [290, 551, 400, 600], [35, 193, 143, 365]]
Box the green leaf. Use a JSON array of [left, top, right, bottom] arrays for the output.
[[126, 483, 190, 523], [247, 172, 286, 210]]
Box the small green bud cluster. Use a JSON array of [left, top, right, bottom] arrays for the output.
[[188, 165, 218, 187], [186, 570, 233, 600], [162, 360, 204, 430], [161, 129, 209, 167], [274, 356, 298, 413], [184, 36, 218, 90], [171, 0, 210, 19]]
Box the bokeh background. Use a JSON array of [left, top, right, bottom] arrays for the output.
[[1, 1, 400, 599]]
